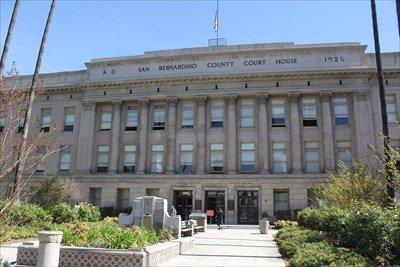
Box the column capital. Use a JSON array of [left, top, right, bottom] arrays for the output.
[[256, 93, 269, 104], [226, 95, 237, 104], [288, 91, 300, 103], [320, 92, 332, 102], [354, 90, 370, 101], [82, 101, 95, 111], [195, 96, 208, 105], [111, 100, 122, 108], [166, 96, 179, 105], [138, 98, 149, 108]]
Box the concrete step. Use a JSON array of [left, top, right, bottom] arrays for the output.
[[208, 224, 259, 229]]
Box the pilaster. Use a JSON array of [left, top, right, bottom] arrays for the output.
[[137, 98, 149, 174], [195, 96, 207, 174], [256, 93, 270, 174], [320, 92, 335, 172], [166, 96, 178, 174], [110, 100, 122, 173], [289, 92, 302, 173], [226, 95, 237, 174], [76, 101, 96, 173]]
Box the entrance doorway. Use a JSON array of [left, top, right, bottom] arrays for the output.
[[205, 191, 225, 224], [237, 191, 259, 224], [173, 190, 193, 220]]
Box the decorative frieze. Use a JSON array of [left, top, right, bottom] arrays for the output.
[[354, 90, 370, 101], [82, 101, 95, 111]]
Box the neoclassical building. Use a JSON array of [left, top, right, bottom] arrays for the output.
[[3, 42, 400, 223]]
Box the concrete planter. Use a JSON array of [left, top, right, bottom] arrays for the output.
[[259, 218, 269, 234]]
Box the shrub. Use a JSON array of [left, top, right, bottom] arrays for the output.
[[274, 220, 298, 229], [49, 203, 78, 224], [290, 242, 336, 267], [4, 203, 52, 226], [76, 203, 101, 222]]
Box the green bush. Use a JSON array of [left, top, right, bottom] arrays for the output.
[[76, 203, 101, 222], [49, 203, 78, 224], [273, 220, 298, 229], [30, 178, 71, 208], [290, 242, 336, 267], [4, 203, 52, 226]]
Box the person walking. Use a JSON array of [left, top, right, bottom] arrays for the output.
[[169, 205, 177, 217], [216, 207, 224, 230]]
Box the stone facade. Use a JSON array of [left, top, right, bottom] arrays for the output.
[[3, 42, 400, 223]]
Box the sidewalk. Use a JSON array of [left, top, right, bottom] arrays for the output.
[[160, 227, 285, 267]]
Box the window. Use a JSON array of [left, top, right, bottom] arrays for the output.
[[0, 115, 5, 132], [211, 102, 223, 128], [36, 147, 45, 173], [386, 95, 398, 123], [153, 105, 165, 130], [100, 111, 112, 131], [40, 108, 51, 132], [63, 107, 75, 132], [389, 140, 400, 149], [333, 97, 349, 125], [89, 188, 102, 206], [241, 143, 255, 173], [272, 143, 287, 173], [117, 188, 131, 210], [210, 144, 224, 173], [337, 141, 352, 170], [180, 144, 194, 173], [240, 100, 254, 128], [146, 188, 160, 197], [151, 145, 164, 173], [18, 116, 25, 133], [305, 142, 320, 173], [274, 190, 289, 213], [302, 99, 317, 126], [59, 146, 71, 172], [307, 188, 319, 208], [123, 145, 136, 173], [126, 107, 138, 131], [271, 99, 285, 127], [97, 146, 109, 172], [181, 102, 194, 129]]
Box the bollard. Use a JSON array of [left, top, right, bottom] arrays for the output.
[[36, 231, 63, 267]]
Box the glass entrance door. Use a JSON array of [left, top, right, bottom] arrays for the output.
[[205, 191, 225, 224], [173, 190, 193, 221], [237, 190, 259, 224]]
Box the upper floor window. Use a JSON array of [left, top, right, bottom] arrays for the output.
[[271, 100, 285, 127], [0, 115, 5, 132], [59, 146, 71, 172], [272, 142, 287, 173], [151, 145, 165, 173], [100, 111, 112, 131], [333, 97, 349, 125], [386, 95, 398, 124], [210, 144, 224, 173], [305, 142, 319, 173], [153, 105, 165, 130], [302, 98, 317, 127], [211, 102, 223, 128], [337, 141, 352, 170], [36, 147, 45, 173], [126, 107, 138, 131], [240, 100, 254, 128], [63, 107, 75, 132], [123, 145, 136, 173], [97, 145, 109, 172], [181, 102, 194, 129], [241, 143, 255, 173], [40, 108, 52, 132], [180, 144, 194, 173], [18, 115, 25, 133]]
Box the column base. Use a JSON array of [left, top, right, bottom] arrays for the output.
[[166, 171, 175, 175], [195, 171, 205, 175], [136, 171, 146, 175], [259, 169, 270, 174], [227, 170, 236, 175], [292, 169, 303, 174]]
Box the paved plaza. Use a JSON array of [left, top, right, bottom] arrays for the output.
[[161, 228, 285, 267]]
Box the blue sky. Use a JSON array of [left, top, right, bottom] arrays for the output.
[[0, 0, 399, 75]]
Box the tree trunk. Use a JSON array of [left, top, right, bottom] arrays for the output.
[[370, 0, 394, 199], [0, 0, 20, 75], [13, 0, 57, 197]]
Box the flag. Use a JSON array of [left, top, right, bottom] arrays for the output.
[[214, 10, 219, 32]]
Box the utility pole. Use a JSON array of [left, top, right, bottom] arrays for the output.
[[0, 0, 20, 76], [370, 0, 394, 199], [396, 0, 400, 39], [13, 0, 57, 197]]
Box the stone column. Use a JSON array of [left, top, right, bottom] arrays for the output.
[[226, 95, 237, 174], [289, 92, 302, 173], [321, 92, 335, 172], [257, 93, 269, 174], [166, 96, 178, 174], [137, 98, 149, 174], [76, 101, 96, 173], [110, 100, 122, 173], [37, 231, 63, 267], [195, 96, 207, 174]]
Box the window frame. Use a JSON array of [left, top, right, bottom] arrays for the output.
[[63, 107, 75, 132], [271, 99, 286, 127], [100, 111, 112, 131], [123, 145, 136, 173], [181, 102, 195, 129], [336, 141, 353, 170], [210, 143, 224, 173], [151, 144, 165, 173], [333, 97, 349, 125], [273, 189, 290, 214], [89, 187, 102, 206], [59, 145, 72, 173], [179, 144, 194, 173], [40, 108, 52, 133], [301, 98, 318, 127], [240, 143, 255, 173], [272, 142, 288, 173], [304, 142, 320, 173], [386, 95, 398, 124], [97, 145, 110, 173], [240, 100, 255, 128], [210, 101, 224, 128], [153, 105, 166, 130], [125, 106, 138, 131]]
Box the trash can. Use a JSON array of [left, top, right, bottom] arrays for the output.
[[259, 218, 269, 234]]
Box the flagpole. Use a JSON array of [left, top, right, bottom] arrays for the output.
[[216, 0, 219, 46]]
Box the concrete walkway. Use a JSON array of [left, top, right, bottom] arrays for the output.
[[160, 228, 285, 267]]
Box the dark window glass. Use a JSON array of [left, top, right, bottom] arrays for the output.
[[180, 164, 193, 173], [63, 125, 74, 132], [125, 126, 137, 131], [97, 166, 108, 173], [182, 124, 193, 129], [123, 166, 135, 173], [272, 118, 285, 127], [241, 164, 256, 173], [153, 122, 165, 130], [303, 119, 318, 127], [210, 166, 223, 173], [211, 121, 223, 128], [335, 117, 349, 125], [41, 127, 50, 133]]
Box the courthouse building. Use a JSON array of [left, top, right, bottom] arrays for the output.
[[3, 42, 400, 223]]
